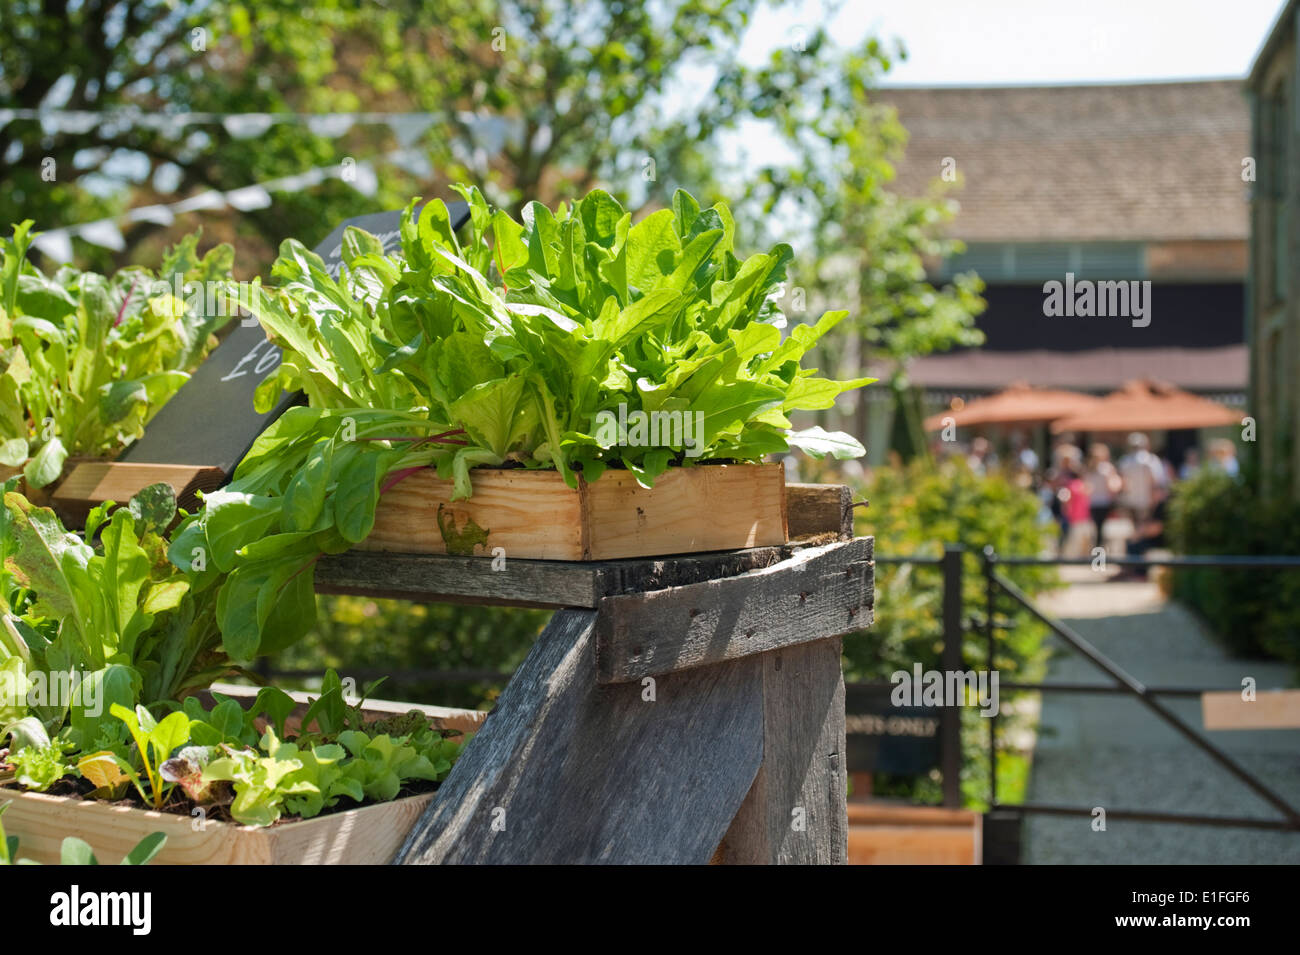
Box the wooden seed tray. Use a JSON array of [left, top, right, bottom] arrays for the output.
[[361, 462, 789, 561]]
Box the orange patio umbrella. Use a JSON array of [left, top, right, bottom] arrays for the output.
[[1049, 379, 1242, 433], [924, 381, 1103, 431]]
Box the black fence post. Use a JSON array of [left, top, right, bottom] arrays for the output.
[[940, 544, 964, 808], [982, 545, 999, 810]]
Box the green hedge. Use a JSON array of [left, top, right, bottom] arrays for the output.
[[1167, 470, 1300, 665]]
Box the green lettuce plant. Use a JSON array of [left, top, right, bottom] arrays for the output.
[[7, 740, 74, 792], [199, 724, 458, 827], [187, 674, 462, 827], [0, 223, 236, 487], [0, 483, 234, 751], [172, 185, 873, 658], [3, 670, 464, 827]]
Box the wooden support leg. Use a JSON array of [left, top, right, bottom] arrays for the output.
[[396, 538, 865, 865], [715, 637, 848, 865], [395, 609, 767, 864]]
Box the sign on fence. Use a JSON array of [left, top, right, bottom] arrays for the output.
[[845, 684, 941, 776]]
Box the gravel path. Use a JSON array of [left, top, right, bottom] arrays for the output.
[[1023, 574, 1300, 864]]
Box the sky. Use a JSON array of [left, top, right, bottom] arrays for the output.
[[743, 0, 1291, 85]]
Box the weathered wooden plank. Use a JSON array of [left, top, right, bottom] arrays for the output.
[[394, 609, 766, 864], [590, 546, 792, 598], [1202, 689, 1300, 730], [314, 545, 798, 608], [786, 483, 853, 540], [314, 551, 602, 609], [595, 537, 873, 683], [715, 638, 848, 864], [51, 461, 225, 526]]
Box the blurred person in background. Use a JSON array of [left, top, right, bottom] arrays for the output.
[[1059, 458, 1093, 557], [1208, 438, 1240, 478], [1046, 441, 1081, 546], [967, 435, 997, 475], [1123, 483, 1171, 579], [1179, 447, 1202, 480], [1084, 443, 1122, 549], [1118, 432, 1167, 524], [1010, 430, 1039, 473]]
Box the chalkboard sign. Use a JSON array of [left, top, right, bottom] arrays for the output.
[[118, 200, 471, 476], [844, 685, 941, 776]]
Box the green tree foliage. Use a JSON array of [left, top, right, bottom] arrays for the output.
[[1, 0, 856, 274], [724, 40, 986, 450]]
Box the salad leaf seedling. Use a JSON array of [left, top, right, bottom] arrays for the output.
[[110, 703, 193, 810]]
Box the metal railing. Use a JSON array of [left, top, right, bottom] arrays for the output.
[[875, 545, 1300, 829]]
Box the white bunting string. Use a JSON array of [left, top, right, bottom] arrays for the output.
[[0, 108, 523, 153], [27, 149, 419, 262], [1, 107, 451, 127], [76, 220, 125, 252], [30, 231, 74, 264]]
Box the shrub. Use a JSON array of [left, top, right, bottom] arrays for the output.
[[1166, 469, 1300, 665], [846, 457, 1056, 807], [848, 457, 1056, 683]]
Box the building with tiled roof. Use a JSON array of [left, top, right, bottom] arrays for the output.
[[873, 80, 1250, 402]]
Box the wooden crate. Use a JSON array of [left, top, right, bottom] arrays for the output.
[[361, 462, 788, 561], [52, 461, 226, 527], [1, 688, 486, 865], [0, 787, 434, 865], [2, 459, 225, 530], [846, 804, 982, 865]]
